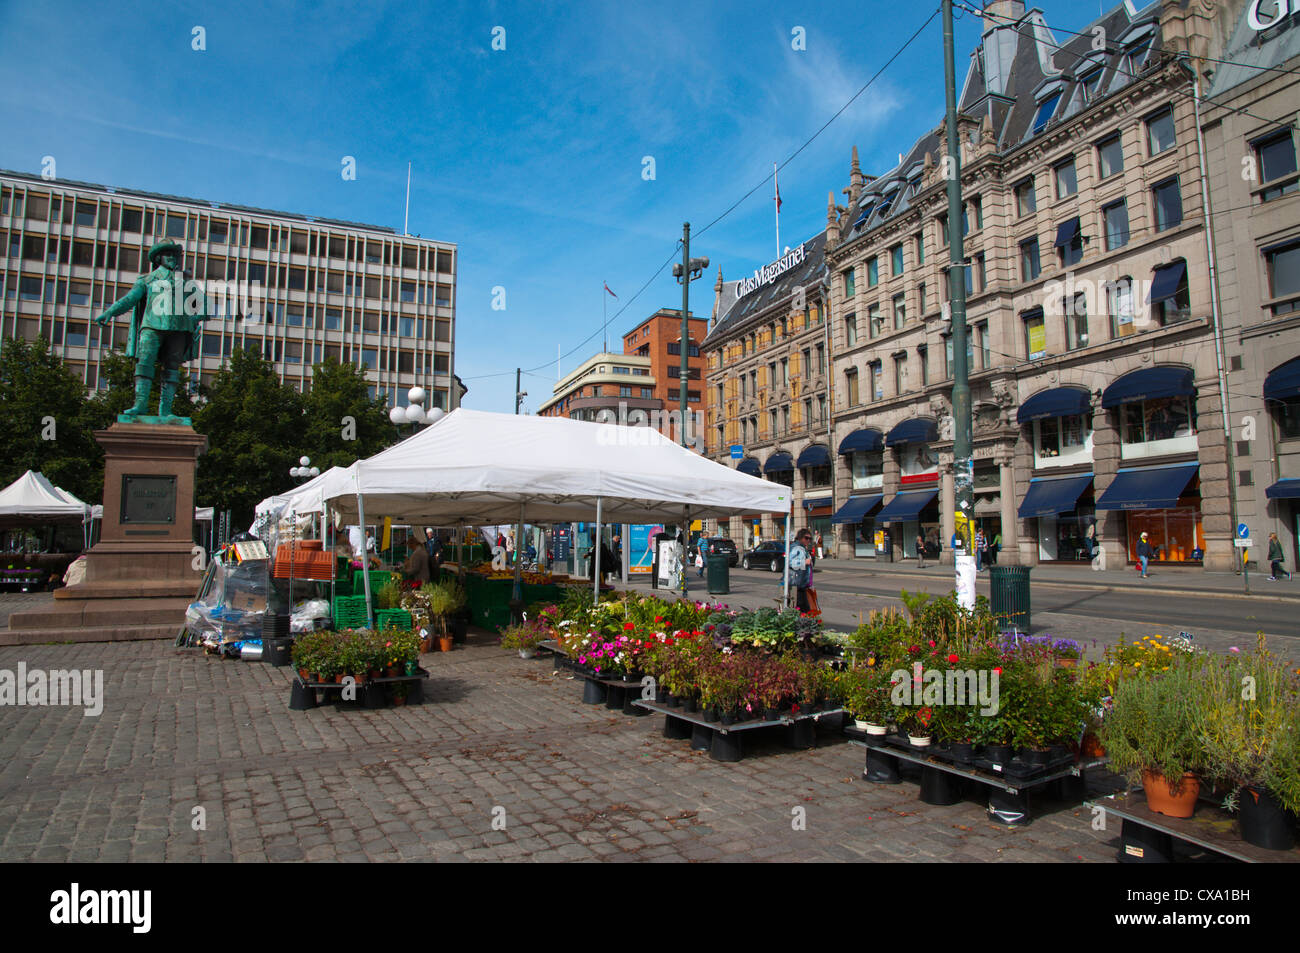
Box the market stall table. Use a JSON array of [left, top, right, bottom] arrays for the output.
[[289, 667, 431, 711], [1084, 790, 1300, 863], [636, 699, 846, 763], [848, 729, 1108, 825]]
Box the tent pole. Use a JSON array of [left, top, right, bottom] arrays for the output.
[[680, 508, 689, 603], [512, 502, 525, 622], [783, 509, 792, 608], [593, 497, 602, 605], [356, 488, 374, 629]]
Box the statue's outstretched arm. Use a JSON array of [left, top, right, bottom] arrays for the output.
[[94, 280, 146, 326]]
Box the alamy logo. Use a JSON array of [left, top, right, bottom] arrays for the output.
[[49, 884, 151, 933], [0, 663, 103, 716], [595, 401, 705, 452], [890, 662, 1000, 716]]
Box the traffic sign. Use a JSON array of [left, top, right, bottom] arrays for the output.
[[1237, 522, 1250, 539], [730, 445, 743, 460], [1234, 538, 1252, 548]]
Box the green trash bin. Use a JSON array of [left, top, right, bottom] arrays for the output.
[[988, 565, 1031, 632], [706, 553, 730, 595]]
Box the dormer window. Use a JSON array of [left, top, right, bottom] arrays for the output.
[[1032, 91, 1062, 135]]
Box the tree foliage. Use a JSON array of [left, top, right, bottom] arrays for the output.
[[0, 337, 104, 502], [299, 357, 399, 473]]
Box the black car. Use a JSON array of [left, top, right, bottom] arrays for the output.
[[691, 536, 739, 567], [741, 540, 787, 572]]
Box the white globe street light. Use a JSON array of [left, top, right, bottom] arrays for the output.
[[404, 404, 426, 424], [299, 455, 311, 467], [389, 405, 406, 425], [408, 386, 427, 406]]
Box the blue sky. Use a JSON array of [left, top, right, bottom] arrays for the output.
[[0, 0, 1102, 413]]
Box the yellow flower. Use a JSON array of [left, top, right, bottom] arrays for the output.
[[1134, 661, 1142, 667]]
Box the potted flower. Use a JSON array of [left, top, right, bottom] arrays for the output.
[[500, 619, 547, 658], [1099, 653, 1205, 817], [845, 662, 893, 735], [1194, 638, 1300, 849], [423, 580, 466, 651], [903, 706, 935, 747]]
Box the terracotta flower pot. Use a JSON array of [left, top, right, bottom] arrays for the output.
[[392, 694, 407, 707], [1142, 770, 1200, 818], [385, 665, 401, 678], [1081, 732, 1107, 758], [298, 668, 310, 681], [437, 636, 454, 652]]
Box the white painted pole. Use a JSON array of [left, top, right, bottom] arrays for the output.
[[593, 497, 603, 604]]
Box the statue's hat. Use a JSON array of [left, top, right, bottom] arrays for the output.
[[148, 239, 184, 264]]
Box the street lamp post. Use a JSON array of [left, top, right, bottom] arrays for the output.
[[672, 224, 709, 602], [388, 386, 446, 431]]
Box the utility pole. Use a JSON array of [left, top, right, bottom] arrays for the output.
[[943, 0, 975, 608], [679, 223, 691, 447], [515, 367, 526, 414]]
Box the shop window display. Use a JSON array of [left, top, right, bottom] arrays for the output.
[[1034, 414, 1092, 467], [1126, 508, 1205, 564], [1121, 396, 1196, 458], [899, 445, 939, 484], [852, 451, 884, 490]]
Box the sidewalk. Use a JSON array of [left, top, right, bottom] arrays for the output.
[[807, 555, 1300, 601]]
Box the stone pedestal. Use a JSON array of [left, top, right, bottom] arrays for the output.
[[2, 423, 208, 645]]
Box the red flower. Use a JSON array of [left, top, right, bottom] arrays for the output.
[[927, 640, 936, 648], [993, 666, 1003, 675], [654, 616, 664, 622], [948, 653, 959, 664], [623, 622, 635, 631]]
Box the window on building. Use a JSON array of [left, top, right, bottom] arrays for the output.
[[1107, 277, 1136, 337], [120, 207, 142, 233], [1032, 91, 1061, 135], [918, 346, 929, 386], [844, 267, 856, 298], [780, 358, 789, 384], [939, 213, 949, 247], [1125, 36, 1153, 78], [915, 233, 925, 265], [1079, 66, 1105, 103], [1024, 309, 1047, 360], [845, 312, 858, 347], [1103, 199, 1130, 250], [1152, 261, 1191, 326], [1123, 396, 1195, 446], [891, 244, 904, 276], [1055, 158, 1078, 198], [1254, 131, 1299, 202], [943, 336, 953, 378], [867, 257, 879, 287], [976, 322, 990, 369], [894, 354, 907, 394], [869, 362, 883, 402], [1152, 178, 1183, 231], [1265, 241, 1300, 316], [1021, 238, 1041, 281], [844, 368, 859, 407], [1035, 414, 1092, 462], [1064, 293, 1088, 350], [917, 281, 927, 313], [892, 292, 906, 329], [1098, 133, 1124, 178], [1147, 107, 1176, 155], [868, 303, 883, 338], [1056, 218, 1083, 267], [1015, 177, 1037, 217]]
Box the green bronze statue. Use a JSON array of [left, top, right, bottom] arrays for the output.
[[94, 239, 207, 424]]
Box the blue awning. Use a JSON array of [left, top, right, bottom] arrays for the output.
[[1266, 479, 1300, 500], [803, 496, 832, 509], [831, 495, 884, 524], [885, 418, 938, 447], [1017, 387, 1091, 423], [797, 445, 831, 468], [764, 452, 794, 474], [876, 489, 939, 522], [1054, 217, 1081, 247], [1101, 367, 1194, 408], [1264, 358, 1300, 402], [736, 458, 761, 477], [1147, 260, 1187, 303], [838, 428, 884, 454], [1096, 463, 1199, 510], [1018, 474, 1095, 519]]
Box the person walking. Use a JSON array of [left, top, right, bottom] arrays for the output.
[[916, 532, 927, 569], [1136, 532, 1154, 578], [990, 531, 1001, 566], [402, 540, 431, 586], [1268, 532, 1291, 581], [788, 529, 814, 613], [975, 528, 986, 572], [814, 531, 824, 560]]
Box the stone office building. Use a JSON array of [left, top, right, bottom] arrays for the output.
[[0, 170, 459, 410], [820, 0, 1239, 571], [702, 235, 833, 545], [1188, 0, 1300, 569]]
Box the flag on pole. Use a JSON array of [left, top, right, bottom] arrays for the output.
[[774, 164, 782, 214], [603, 282, 618, 298]]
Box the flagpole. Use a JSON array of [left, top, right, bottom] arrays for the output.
[[774, 162, 780, 259], [603, 284, 608, 353]]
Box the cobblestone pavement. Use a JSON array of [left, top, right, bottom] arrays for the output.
[[0, 633, 1135, 863]]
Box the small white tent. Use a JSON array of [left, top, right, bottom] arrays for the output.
[[323, 408, 790, 525], [0, 471, 92, 525]]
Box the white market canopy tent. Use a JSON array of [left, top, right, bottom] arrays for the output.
[[318, 408, 792, 525], [0, 470, 92, 526]]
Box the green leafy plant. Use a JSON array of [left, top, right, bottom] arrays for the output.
[[1099, 652, 1206, 792]]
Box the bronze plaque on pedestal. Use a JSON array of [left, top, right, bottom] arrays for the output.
[[121, 474, 178, 524]]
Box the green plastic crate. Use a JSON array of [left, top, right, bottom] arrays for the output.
[[332, 595, 370, 629], [353, 569, 397, 596], [374, 608, 412, 631]]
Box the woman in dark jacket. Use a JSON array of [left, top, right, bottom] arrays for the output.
[[1268, 532, 1291, 581]]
